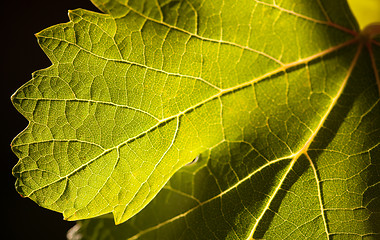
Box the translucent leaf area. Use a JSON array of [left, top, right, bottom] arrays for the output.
[[11, 0, 380, 239]]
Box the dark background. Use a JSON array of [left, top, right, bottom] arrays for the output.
[[2, 1, 99, 239]]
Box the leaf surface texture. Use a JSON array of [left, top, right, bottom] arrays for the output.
[[11, 0, 380, 238]]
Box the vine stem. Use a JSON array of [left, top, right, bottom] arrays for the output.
[[361, 22, 380, 40]]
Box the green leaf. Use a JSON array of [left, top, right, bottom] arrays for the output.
[[12, 0, 380, 238]]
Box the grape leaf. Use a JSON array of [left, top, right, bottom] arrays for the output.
[[11, 0, 380, 238]]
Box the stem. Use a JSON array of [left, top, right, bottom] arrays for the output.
[[360, 22, 380, 42]]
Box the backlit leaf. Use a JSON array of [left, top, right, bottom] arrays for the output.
[[12, 0, 380, 238]]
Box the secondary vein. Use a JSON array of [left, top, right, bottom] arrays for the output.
[[128, 40, 363, 239]]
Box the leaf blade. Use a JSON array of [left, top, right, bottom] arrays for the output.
[[12, 1, 380, 238]]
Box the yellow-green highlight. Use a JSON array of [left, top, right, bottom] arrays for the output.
[[348, 0, 380, 29]]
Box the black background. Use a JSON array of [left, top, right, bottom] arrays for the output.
[[2, 1, 100, 239]]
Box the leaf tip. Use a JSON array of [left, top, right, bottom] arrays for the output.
[[33, 30, 45, 40], [112, 212, 123, 225], [18, 193, 26, 198], [67, 8, 83, 22], [62, 210, 79, 222], [111, 207, 130, 225]]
